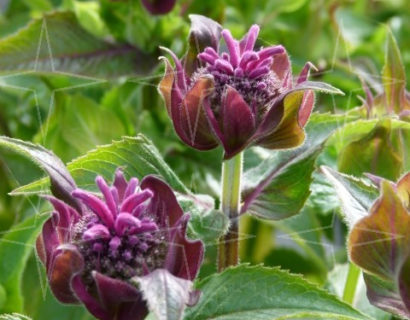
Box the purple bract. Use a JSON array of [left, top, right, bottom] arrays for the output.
[[36, 169, 203, 320]]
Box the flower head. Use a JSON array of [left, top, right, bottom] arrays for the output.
[[36, 169, 203, 320], [159, 16, 332, 159]]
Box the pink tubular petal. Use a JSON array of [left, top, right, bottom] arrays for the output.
[[221, 29, 240, 68], [114, 169, 128, 202], [165, 215, 204, 280], [258, 45, 285, 60], [72, 189, 114, 229], [221, 86, 255, 159], [215, 59, 234, 74], [124, 178, 139, 200], [41, 214, 61, 271], [140, 176, 184, 229], [115, 213, 142, 236], [96, 176, 118, 217], [120, 189, 153, 213], [83, 224, 111, 241], [239, 51, 259, 70], [241, 24, 260, 53]]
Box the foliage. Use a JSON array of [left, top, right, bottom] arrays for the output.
[[0, 0, 409, 319]]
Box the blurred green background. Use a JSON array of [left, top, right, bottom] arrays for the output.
[[0, 0, 409, 319]]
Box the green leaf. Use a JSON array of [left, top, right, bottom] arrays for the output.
[[338, 119, 403, 181], [321, 166, 378, 227], [0, 284, 5, 309], [178, 194, 229, 243], [184, 265, 369, 320], [0, 11, 156, 78], [242, 113, 356, 220], [33, 93, 128, 163], [0, 314, 32, 320], [134, 269, 194, 320], [0, 214, 48, 313], [0, 136, 79, 209], [12, 135, 188, 195], [382, 30, 406, 113]]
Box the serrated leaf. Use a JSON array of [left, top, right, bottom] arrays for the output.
[[382, 30, 406, 113], [184, 265, 369, 320], [0, 11, 156, 78], [0, 136, 79, 209], [12, 135, 188, 195], [135, 269, 194, 320], [242, 113, 356, 220], [321, 166, 378, 227], [0, 214, 48, 313]]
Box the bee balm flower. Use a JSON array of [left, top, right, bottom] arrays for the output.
[[36, 170, 204, 320], [159, 16, 340, 159]]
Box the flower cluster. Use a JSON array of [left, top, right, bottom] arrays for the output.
[[36, 170, 203, 320], [159, 17, 317, 159]]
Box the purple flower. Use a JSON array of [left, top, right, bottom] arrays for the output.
[[159, 16, 318, 159], [141, 0, 176, 15], [36, 170, 203, 320]]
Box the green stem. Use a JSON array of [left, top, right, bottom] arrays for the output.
[[218, 152, 243, 272], [343, 263, 361, 305]]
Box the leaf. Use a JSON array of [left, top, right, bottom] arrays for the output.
[[134, 269, 194, 320], [177, 194, 229, 244], [0, 214, 48, 313], [184, 265, 369, 320], [338, 119, 403, 181], [382, 30, 406, 113], [12, 135, 188, 195], [0, 136, 79, 209], [0, 314, 32, 320], [320, 166, 379, 227], [348, 181, 410, 318], [0, 11, 156, 78], [241, 113, 356, 220]]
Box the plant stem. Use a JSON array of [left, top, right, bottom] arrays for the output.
[[218, 151, 243, 272], [343, 263, 361, 305]]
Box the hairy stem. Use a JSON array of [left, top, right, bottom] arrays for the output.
[[343, 263, 361, 305], [218, 152, 243, 272]]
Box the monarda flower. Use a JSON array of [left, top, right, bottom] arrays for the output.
[[36, 170, 203, 320], [159, 15, 341, 159]]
